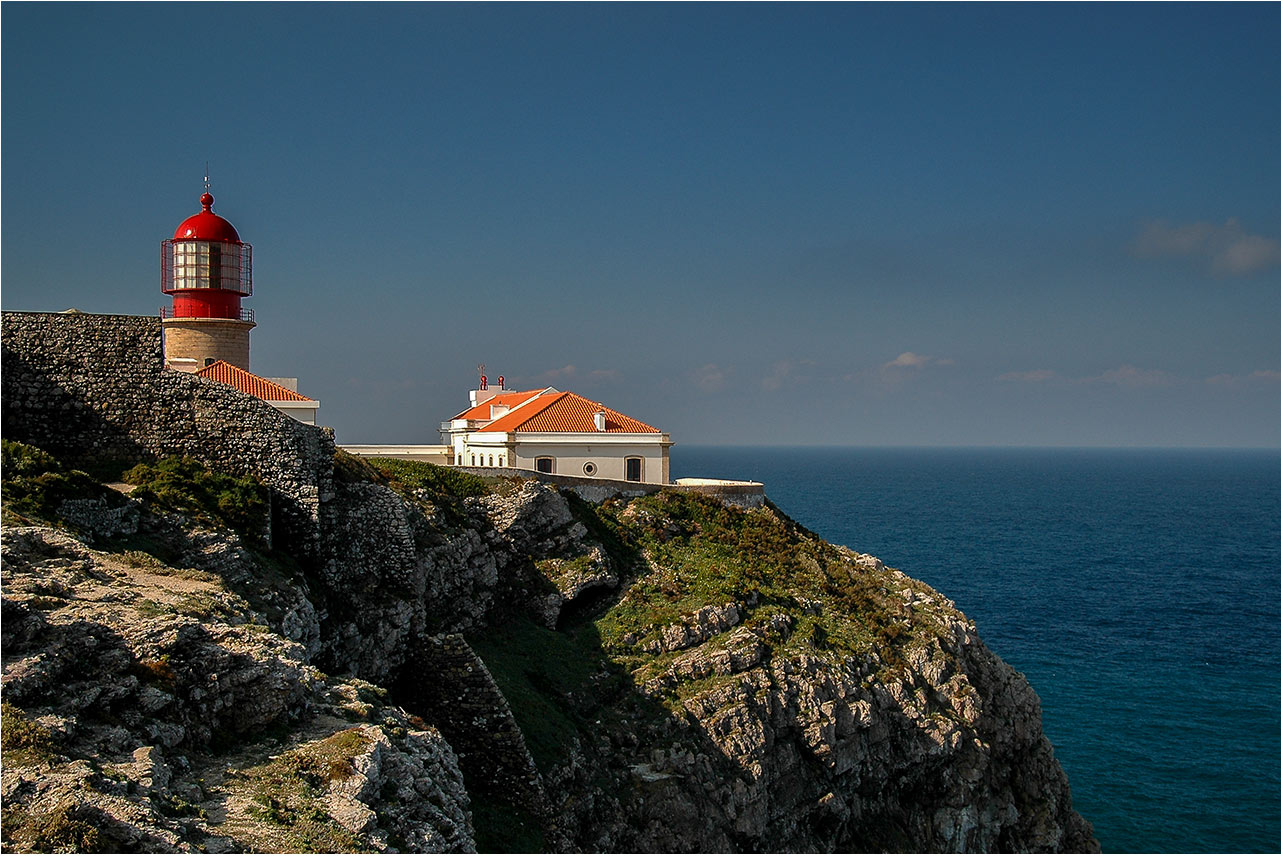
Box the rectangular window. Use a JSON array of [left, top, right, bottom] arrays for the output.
[[535, 457, 554, 474], [625, 457, 642, 482]]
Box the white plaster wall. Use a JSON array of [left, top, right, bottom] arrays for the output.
[[459, 432, 671, 483], [513, 442, 667, 483]]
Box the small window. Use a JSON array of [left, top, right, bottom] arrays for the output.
[[583, 462, 597, 476], [499, 457, 505, 467], [488, 455, 494, 467], [625, 457, 642, 482], [535, 457, 554, 474], [471, 454, 476, 466]]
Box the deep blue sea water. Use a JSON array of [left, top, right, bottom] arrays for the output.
[[670, 447, 1280, 854]]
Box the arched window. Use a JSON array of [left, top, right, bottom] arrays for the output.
[[471, 454, 476, 466], [488, 455, 494, 467]]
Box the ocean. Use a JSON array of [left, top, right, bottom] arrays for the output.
[[670, 446, 1280, 854]]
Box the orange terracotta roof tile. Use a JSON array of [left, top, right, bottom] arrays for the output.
[[483, 391, 659, 434], [195, 361, 314, 402], [451, 389, 546, 421]]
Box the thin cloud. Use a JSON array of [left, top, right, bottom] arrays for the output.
[[1083, 365, 1173, 388], [998, 369, 1056, 382], [527, 364, 622, 388], [532, 364, 577, 382], [761, 359, 817, 391], [691, 363, 727, 392], [884, 351, 932, 369], [1132, 218, 1280, 276]]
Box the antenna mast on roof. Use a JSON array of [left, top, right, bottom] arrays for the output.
[[204, 161, 211, 193]]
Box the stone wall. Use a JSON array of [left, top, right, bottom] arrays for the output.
[[2, 311, 333, 556], [394, 634, 549, 819]]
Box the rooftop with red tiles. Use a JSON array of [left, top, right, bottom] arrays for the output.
[[482, 391, 659, 434], [194, 360, 314, 402]]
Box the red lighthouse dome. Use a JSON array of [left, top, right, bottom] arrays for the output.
[[172, 192, 242, 243], [161, 190, 254, 319]]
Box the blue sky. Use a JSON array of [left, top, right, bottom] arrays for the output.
[[3, 3, 1278, 446]]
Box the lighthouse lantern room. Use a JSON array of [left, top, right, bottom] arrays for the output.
[[160, 188, 256, 372]]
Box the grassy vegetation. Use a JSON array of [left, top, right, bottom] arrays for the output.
[[0, 702, 60, 766], [0, 439, 131, 530], [333, 452, 521, 526], [466, 486, 950, 806], [466, 617, 615, 774], [237, 728, 372, 852], [122, 456, 268, 540], [1, 803, 111, 853]]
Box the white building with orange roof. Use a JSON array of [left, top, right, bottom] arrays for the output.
[[440, 378, 672, 484]]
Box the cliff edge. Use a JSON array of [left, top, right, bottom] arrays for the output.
[[0, 311, 1097, 852]]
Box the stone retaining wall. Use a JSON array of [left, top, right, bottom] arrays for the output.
[[1, 311, 334, 556], [393, 634, 548, 819]]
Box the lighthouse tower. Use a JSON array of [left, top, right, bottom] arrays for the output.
[[160, 188, 256, 372]]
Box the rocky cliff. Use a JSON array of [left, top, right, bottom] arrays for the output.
[[0, 311, 1097, 852]]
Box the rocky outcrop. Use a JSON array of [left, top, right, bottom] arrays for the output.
[[0, 525, 474, 853]]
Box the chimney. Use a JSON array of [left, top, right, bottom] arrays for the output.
[[594, 410, 607, 432]]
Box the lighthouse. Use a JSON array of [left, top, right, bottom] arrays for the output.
[[160, 188, 255, 372]]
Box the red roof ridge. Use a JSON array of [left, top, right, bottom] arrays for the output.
[[482, 389, 659, 434], [194, 360, 314, 402], [450, 388, 551, 421], [482, 391, 566, 432]]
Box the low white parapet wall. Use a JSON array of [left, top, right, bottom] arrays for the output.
[[340, 445, 452, 465], [455, 466, 765, 508]]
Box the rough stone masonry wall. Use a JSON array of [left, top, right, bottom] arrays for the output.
[[1, 311, 334, 557], [393, 634, 550, 820]]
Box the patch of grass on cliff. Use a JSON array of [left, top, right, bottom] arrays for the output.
[[357, 455, 523, 525], [592, 490, 922, 668], [1, 803, 114, 853], [467, 617, 608, 774], [122, 456, 268, 540], [472, 618, 641, 780], [0, 702, 61, 765], [237, 728, 371, 852], [370, 457, 496, 498], [0, 439, 129, 530]]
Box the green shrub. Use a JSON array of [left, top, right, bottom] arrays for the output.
[[0, 439, 127, 529], [3, 804, 109, 853], [369, 457, 490, 500], [1, 439, 61, 478], [122, 456, 268, 538], [331, 449, 390, 486], [360, 456, 506, 524], [0, 702, 59, 765]]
